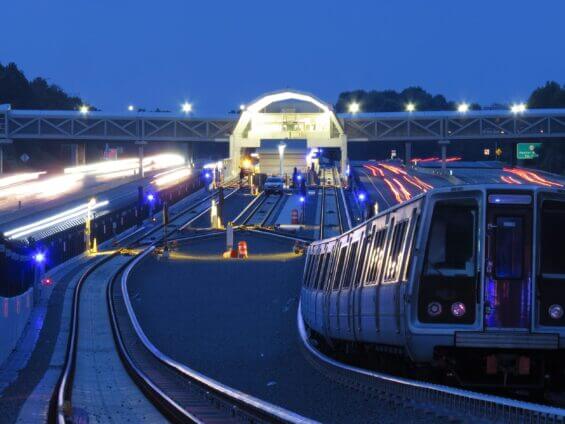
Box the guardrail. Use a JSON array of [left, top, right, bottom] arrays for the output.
[[297, 303, 565, 423]]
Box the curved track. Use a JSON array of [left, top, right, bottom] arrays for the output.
[[48, 185, 310, 423]]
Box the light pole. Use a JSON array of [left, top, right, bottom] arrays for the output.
[[85, 197, 96, 253], [278, 142, 286, 177]]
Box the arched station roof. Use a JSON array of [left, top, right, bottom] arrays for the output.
[[233, 89, 344, 137]]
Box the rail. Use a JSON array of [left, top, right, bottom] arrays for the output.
[[50, 186, 233, 422], [120, 248, 314, 423], [51, 183, 314, 423]]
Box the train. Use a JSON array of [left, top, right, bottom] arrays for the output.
[[300, 184, 565, 388]]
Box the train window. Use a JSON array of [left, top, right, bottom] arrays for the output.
[[383, 221, 408, 282], [354, 235, 370, 287], [495, 216, 523, 279], [365, 228, 387, 285], [425, 199, 478, 277], [304, 249, 318, 287], [307, 252, 320, 288], [316, 253, 329, 290], [332, 246, 348, 290], [342, 241, 358, 290], [303, 254, 313, 287], [541, 200, 565, 276]]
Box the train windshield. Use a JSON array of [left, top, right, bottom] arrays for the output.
[[424, 199, 478, 277], [418, 197, 479, 324]]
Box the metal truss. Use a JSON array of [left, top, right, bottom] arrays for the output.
[[341, 112, 565, 142], [1, 110, 236, 142], [2, 108, 565, 143]]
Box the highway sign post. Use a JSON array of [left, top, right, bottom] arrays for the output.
[[517, 143, 542, 160]]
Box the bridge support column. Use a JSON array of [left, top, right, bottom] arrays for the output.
[[184, 142, 193, 166], [0, 139, 12, 174], [340, 134, 348, 177], [405, 142, 412, 164], [136, 141, 147, 178], [439, 140, 450, 174], [229, 135, 241, 177], [70, 143, 86, 166]]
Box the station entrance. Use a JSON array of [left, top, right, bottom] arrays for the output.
[[230, 90, 347, 177]]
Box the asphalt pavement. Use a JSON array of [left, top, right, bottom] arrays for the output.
[[128, 232, 434, 423]]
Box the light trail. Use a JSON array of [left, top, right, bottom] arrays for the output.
[[0, 173, 84, 200], [0, 172, 46, 189], [4, 199, 109, 240], [392, 178, 412, 200], [383, 178, 403, 203], [363, 164, 384, 177], [152, 166, 192, 188], [379, 163, 407, 175], [504, 168, 563, 188], [500, 175, 522, 185], [65, 153, 185, 177], [411, 157, 439, 164], [402, 175, 433, 192]]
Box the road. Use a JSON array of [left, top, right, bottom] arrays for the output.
[[352, 159, 565, 213]]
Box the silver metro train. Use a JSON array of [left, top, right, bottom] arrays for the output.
[[301, 184, 565, 388]]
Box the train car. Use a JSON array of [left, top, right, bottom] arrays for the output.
[[301, 184, 565, 388]]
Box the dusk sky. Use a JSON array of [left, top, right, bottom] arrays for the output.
[[3, 0, 565, 115]]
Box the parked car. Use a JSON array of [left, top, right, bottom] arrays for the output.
[[263, 176, 284, 193]]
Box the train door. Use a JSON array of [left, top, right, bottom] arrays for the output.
[[484, 193, 533, 330]]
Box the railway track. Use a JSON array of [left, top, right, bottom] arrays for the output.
[[48, 184, 310, 423], [319, 186, 343, 239], [239, 192, 284, 227], [297, 303, 565, 423]]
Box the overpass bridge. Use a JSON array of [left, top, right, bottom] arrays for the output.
[[2, 90, 565, 173]]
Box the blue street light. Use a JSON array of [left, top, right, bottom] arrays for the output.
[[204, 172, 211, 179], [297, 174, 302, 181], [34, 252, 46, 264], [147, 193, 155, 202], [358, 193, 366, 202], [299, 196, 305, 203]]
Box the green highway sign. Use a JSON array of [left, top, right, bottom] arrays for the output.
[[517, 142, 542, 160]]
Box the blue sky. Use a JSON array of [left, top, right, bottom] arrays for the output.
[[3, 0, 564, 115]]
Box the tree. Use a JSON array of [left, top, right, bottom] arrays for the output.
[[335, 86, 458, 113], [0, 62, 84, 110], [528, 81, 565, 109], [528, 81, 565, 174]]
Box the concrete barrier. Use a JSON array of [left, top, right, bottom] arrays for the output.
[[0, 288, 33, 366]]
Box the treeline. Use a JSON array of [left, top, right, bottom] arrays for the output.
[[335, 81, 565, 113], [0, 62, 83, 110]]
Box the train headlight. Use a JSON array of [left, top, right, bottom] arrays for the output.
[[427, 301, 442, 317], [549, 304, 564, 320], [451, 302, 466, 318]]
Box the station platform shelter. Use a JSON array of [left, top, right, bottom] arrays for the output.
[[230, 90, 346, 176]]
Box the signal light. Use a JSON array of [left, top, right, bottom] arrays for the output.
[[427, 301, 442, 317], [451, 302, 466, 317], [549, 304, 564, 320]]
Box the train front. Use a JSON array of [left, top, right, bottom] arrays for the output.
[[408, 185, 565, 388]]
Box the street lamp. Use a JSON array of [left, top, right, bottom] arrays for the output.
[[511, 103, 527, 114], [457, 103, 470, 113], [278, 142, 287, 177], [405, 103, 416, 113], [181, 102, 192, 114], [79, 105, 89, 114], [128, 105, 135, 112], [348, 102, 360, 114]]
